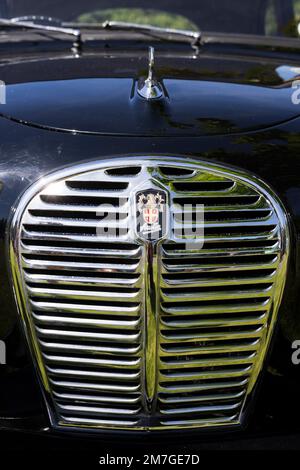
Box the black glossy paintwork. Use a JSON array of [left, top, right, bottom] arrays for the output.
[[0, 34, 300, 438], [1, 48, 300, 136], [2, 70, 300, 136]]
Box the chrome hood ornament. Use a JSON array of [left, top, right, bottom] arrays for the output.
[[137, 47, 164, 101]]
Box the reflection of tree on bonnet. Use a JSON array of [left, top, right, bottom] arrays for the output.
[[1, 0, 297, 36]]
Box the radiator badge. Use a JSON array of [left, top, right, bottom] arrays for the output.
[[135, 189, 168, 240]]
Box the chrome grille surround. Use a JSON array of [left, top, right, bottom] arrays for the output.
[[9, 157, 289, 432]]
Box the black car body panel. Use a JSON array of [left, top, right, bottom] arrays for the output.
[[1, 43, 300, 137], [2, 55, 300, 136], [0, 33, 300, 438]]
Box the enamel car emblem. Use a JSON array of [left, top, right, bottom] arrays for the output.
[[135, 189, 168, 240]]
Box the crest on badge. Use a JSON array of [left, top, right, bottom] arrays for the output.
[[135, 189, 168, 240]]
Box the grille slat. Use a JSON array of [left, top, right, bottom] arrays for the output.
[[44, 354, 142, 368], [172, 231, 279, 243], [57, 403, 142, 416], [160, 414, 239, 428], [53, 391, 141, 404], [161, 300, 271, 315], [160, 314, 267, 329], [60, 416, 140, 426], [11, 159, 289, 432], [28, 203, 130, 215], [21, 242, 142, 258], [22, 227, 130, 242], [22, 258, 141, 273], [37, 179, 131, 198], [36, 326, 141, 343], [50, 379, 141, 393], [161, 260, 279, 273], [162, 244, 280, 257], [28, 287, 141, 302], [160, 354, 257, 368], [161, 273, 276, 287], [158, 378, 249, 393], [159, 402, 242, 416], [33, 314, 141, 330], [161, 286, 273, 302], [160, 366, 253, 381], [159, 390, 245, 404], [160, 340, 260, 355], [24, 272, 142, 287], [46, 366, 141, 381], [173, 218, 277, 230], [30, 300, 141, 315], [160, 326, 265, 342], [23, 213, 130, 228], [40, 340, 141, 355]]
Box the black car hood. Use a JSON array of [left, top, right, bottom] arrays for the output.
[[0, 53, 299, 136]]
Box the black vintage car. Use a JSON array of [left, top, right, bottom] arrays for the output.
[[0, 0, 300, 446]]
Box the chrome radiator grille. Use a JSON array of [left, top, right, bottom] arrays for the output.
[[10, 158, 289, 431]]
